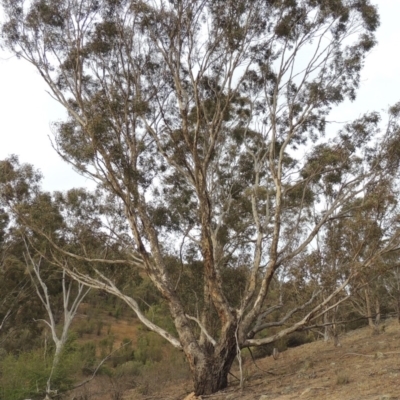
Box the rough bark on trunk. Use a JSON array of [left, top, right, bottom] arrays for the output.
[[192, 345, 237, 396]]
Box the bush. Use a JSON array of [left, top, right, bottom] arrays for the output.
[[251, 343, 275, 359], [110, 340, 134, 368], [250, 331, 314, 360], [135, 350, 190, 395], [285, 331, 314, 348], [336, 373, 350, 385], [99, 334, 115, 358], [0, 350, 49, 400], [75, 320, 96, 337], [135, 333, 163, 364], [0, 335, 99, 399], [79, 341, 97, 374], [115, 360, 143, 377], [96, 320, 104, 336]]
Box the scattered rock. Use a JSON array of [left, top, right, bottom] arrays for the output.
[[183, 393, 198, 400]]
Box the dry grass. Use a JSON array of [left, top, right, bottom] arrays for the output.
[[123, 319, 400, 400], [66, 306, 400, 400], [72, 303, 141, 348], [67, 305, 191, 400]]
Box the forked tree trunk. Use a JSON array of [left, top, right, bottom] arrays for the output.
[[192, 344, 237, 396]]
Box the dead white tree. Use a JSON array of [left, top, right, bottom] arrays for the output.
[[0, 308, 11, 332], [24, 249, 90, 400]]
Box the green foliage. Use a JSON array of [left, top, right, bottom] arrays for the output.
[[110, 340, 135, 368], [114, 360, 143, 378], [78, 342, 97, 375], [0, 350, 49, 400], [0, 238, 45, 353], [135, 332, 164, 365], [3, 0, 400, 395], [50, 345, 80, 391], [99, 334, 115, 357], [96, 320, 104, 336], [251, 331, 314, 360], [75, 319, 96, 338], [285, 332, 314, 348], [144, 303, 176, 335], [0, 336, 81, 399]]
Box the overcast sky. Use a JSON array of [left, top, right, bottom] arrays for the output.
[[1, 1, 400, 193]]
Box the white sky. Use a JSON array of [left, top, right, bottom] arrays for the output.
[[1, 1, 399, 193]]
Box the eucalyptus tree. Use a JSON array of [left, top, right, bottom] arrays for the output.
[[0, 208, 11, 332], [2, 0, 400, 395], [324, 173, 400, 330], [0, 204, 45, 352], [295, 168, 400, 339]]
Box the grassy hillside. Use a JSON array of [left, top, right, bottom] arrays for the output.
[[3, 296, 399, 399], [116, 319, 400, 400]]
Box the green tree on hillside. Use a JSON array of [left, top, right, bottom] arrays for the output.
[[2, 0, 400, 395], [0, 206, 45, 353]]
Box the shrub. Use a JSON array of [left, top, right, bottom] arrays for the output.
[[285, 332, 314, 348], [79, 342, 97, 374], [0, 335, 99, 399], [336, 373, 350, 385], [135, 333, 163, 364], [0, 350, 49, 400], [110, 340, 134, 368], [250, 331, 314, 360], [115, 360, 143, 377], [75, 320, 96, 338], [99, 334, 115, 358]]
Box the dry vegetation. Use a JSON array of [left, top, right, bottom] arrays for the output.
[[115, 319, 400, 400], [68, 306, 190, 400]]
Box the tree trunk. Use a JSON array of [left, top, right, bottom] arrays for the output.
[[397, 294, 400, 324], [375, 297, 381, 326], [192, 345, 237, 396], [323, 311, 330, 342], [364, 288, 374, 329]]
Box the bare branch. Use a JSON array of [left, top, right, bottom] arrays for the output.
[[250, 290, 321, 335], [185, 314, 216, 346]]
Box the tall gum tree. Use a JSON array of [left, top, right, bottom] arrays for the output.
[[2, 0, 400, 395]]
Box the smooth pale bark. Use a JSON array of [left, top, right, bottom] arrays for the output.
[[25, 251, 90, 399], [0, 308, 11, 332]]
